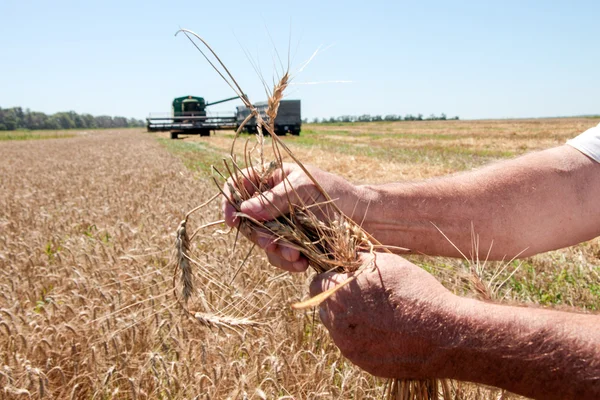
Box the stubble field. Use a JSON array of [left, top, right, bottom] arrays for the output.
[[1, 118, 599, 399]]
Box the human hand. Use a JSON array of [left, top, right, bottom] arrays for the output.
[[222, 163, 363, 272], [310, 252, 459, 379]]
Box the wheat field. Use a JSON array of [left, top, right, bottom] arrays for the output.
[[1, 119, 598, 399]]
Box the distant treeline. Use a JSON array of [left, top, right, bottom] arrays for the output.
[[0, 106, 145, 131], [306, 113, 459, 124]]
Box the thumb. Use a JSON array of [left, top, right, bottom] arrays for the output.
[[240, 181, 297, 221]]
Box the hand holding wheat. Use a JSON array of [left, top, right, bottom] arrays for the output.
[[222, 162, 366, 272], [310, 252, 459, 380], [175, 28, 449, 398]]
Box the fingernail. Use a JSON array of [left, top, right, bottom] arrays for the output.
[[281, 246, 292, 262], [283, 246, 300, 262], [292, 260, 307, 272]]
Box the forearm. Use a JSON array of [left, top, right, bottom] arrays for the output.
[[445, 298, 600, 399], [357, 145, 600, 259]]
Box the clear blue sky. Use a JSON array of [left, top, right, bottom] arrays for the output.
[[1, 0, 598, 121]]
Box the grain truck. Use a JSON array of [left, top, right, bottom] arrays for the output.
[[235, 100, 301, 135]]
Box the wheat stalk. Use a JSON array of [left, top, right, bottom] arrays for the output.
[[195, 312, 261, 330], [175, 219, 193, 302]]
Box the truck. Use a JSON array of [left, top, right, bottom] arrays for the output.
[[236, 99, 301, 135], [146, 95, 239, 139]]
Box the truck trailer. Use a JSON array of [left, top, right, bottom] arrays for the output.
[[236, 100, 301, 135]]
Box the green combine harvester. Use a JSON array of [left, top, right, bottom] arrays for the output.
[[146, 95, 239, 139], [148, 95, 302, 139]]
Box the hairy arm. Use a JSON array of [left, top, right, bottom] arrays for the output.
[[225, 145, 600, 269], [357, 145, 600, 259], [447, 298, 600, 399], [313, 253, 600, 400]]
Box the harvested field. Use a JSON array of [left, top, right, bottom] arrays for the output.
[[1, 119, 599, 399]]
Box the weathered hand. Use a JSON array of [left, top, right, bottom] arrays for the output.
[[310, 252, 459, 379], [222, 163, 363, 272]]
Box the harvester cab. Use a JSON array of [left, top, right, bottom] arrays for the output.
[[147, 95, 239, 139], [178, 96, 206, 117]]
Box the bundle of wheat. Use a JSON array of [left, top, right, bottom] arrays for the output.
[[172, 29, 453, 399]]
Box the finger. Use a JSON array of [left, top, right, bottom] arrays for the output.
[[249, 228, 304, 262], [249, 229, 278, 252], [258, 238, 279, 253], [266, 251, 309, 273], [237, 168, 271, 199], [230, 164, 290, 200], [221, 181, 238, 227], [222, 165, 277, 227], [256, 236, 278, 252], [223, 202, 238, 227], [280, 244, 301, 262], [240, 179, 299, 221]]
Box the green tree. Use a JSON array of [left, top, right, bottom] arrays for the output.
[[44, 116, 62, 130], [113, 116, 129, 127], [82, 114, 97, 129], [55, 112, 76, 129], [3, 111, 18, 130], [94, 115, 113, 128]]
